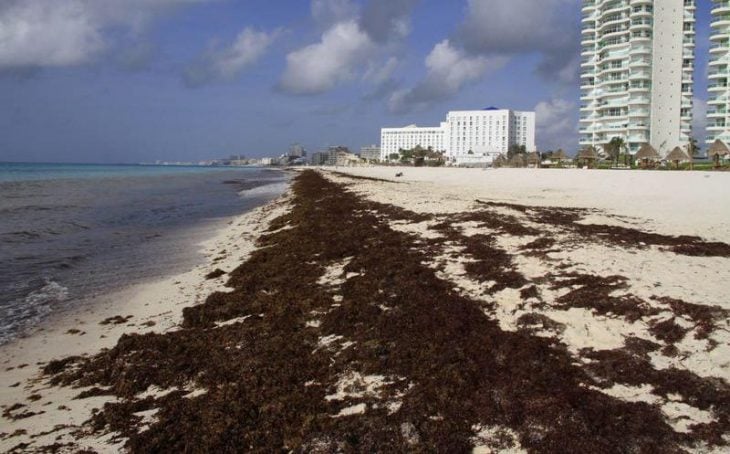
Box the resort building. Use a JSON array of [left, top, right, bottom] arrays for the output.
[[579, 0, 696, 156], [319, 146, 358, 166], [359, 145, 382, 161], [380, 124, 446, 160], [380, 108, 535, 165], [310, 152, 327, 166], [708, 1, 730, 145], [288, 143, 306, 158]]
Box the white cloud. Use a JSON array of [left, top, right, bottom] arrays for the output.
[[0, 1, 104, 68], [278, 0, 417, 96], [279, 21, 374, 95], [213, 29, 278, 79], [423, 40, 493, 93], [0, 0, 210, 70], [387, 0, 580, 114], [184, 28, 279, 87], [534, 98, 578, 150], [388, 40, 505, 113]]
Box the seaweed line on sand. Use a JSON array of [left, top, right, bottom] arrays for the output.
[[31, 170, 730, 452]]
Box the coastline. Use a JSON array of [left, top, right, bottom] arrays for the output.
[[0, 165, 289, 346], [1, 168, 729, 452], [0, 186, 292, 452]]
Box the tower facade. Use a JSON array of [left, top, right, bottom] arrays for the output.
[[579, 0, 695, 156], [707, 0, 730, 145]]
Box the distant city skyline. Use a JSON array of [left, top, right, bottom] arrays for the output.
[[0, 0, 714, 163]]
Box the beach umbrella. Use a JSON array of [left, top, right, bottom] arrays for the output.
[[666, 146, 690, 170], [493, 154, 507, 168], [577, 146, 598, 168], [635, 143, 660, 168], [551, 149, 568, 168], [552, 149, 568, 161], [577, 147, 598, 159], [526, 152, 541, 167], [509, 154, 525, 168], [708, 139, 729, 168]]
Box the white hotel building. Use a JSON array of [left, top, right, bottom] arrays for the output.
[[579, 0, 696, 156], [708, 0, 730, 145], [380, 108, 536, 164]]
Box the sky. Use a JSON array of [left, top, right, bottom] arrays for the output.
[[0, 0, 714, 163]]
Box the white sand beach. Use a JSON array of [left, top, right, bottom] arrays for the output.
[[2, 167, 730, 452], [330, 167, 730, 241], [324, 167, 730, 451]]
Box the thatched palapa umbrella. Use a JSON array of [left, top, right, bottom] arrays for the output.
[[551, 149, 569, 168], [509, 154, 526, 168], [552, 149, 568, 161], [577, 146, 598, 168], [708, 139, 729, 169], [492, 154, 507, 168], [526, 152, 541, 168], [666, 146, 690, 170], [635, 143, 660, 169]]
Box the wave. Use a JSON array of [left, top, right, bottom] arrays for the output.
[[1, 222, 90, 242], [238, 181, 289, 199], [3, 230, 42, 239], [0, 279, 69, 345]]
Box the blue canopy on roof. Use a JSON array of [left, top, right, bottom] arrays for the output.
[[483, 106, 500, 111]]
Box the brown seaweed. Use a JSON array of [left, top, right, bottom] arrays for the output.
[[40, 171, 729, 452]]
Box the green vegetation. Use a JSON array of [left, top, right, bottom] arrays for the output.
[[604, 137, 629, 167], [395, 146, 445, 167], [507, 144, 526, 159]]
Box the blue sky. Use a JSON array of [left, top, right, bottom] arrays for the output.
[[0, 0, 713, 163]]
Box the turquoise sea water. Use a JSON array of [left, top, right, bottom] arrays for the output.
[[0, 162, 251, 182]]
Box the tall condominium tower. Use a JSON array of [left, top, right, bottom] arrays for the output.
[[708, 1, 730, 145], [579, 0, 696, 156]]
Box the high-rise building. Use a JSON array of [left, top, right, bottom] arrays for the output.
[[288, 143, 306, 158], [310, 152, 327, 166], [380, 108, 535, 164], [579, 0, 696, 156], [707, 1, 730, 145], [444, 109, 535, 157]]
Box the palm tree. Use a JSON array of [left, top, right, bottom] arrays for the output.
[[578, 145, 598, 168], [686, 137, 700, 171], [604, 141, 617, 167], [605, 137, 627, 167]]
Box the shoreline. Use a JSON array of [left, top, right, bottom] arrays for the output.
[[0, 187, 292, 452], [0, 166, 289, 347], [2, 168, 729, 452]]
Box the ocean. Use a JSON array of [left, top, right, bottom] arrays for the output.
[[0, 163, 289, 345]]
